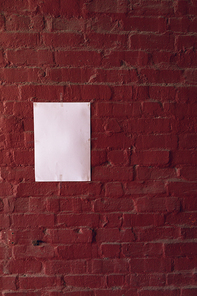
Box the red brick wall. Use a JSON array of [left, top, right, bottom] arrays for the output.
[[0, 0, 197, 295]]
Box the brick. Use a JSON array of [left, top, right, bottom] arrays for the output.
[[0, 32, 39, 48], [9, 197, 29, 213], [137, 227, 180, 242], [55, 50, 101, 67], [167, 181, 197, 196], [166, 212, 197, 227], [31, 15, 45, 31], [0, 115, 23, 133], [142, 101, 164, 116], [138, 289, 180, 296], [80, 85, 112, 101], [47, 67, 93, 83], [101, 244, 121, 258], [0, 214, 10, 228], [112, 86, 133, 101], [85, 0, 128, 14], [141, 69, 183, 84], [87, 33, 127, 50], [136, 167, 177, 181], [122, 243, 163, 258], [0, 276, 17, 290], [182, 288, 197, 296], [16, 182, 59, 197], [0, 245, 7, 259], [134, 197, 180, 213], [167, 272, 193, 286], [46, 197, 60, 213], [132, 150, 170, 166], [1, 0, 29, 11], [102, 50, 150, 68], [97, 228, 135, 243], [94, 68, 138, 84], [173, 49, 197, 68], [164, 242, 197, 257], [13, 150, 34, 166], [93, 166, 134, 182], [180, 227, 197, 239], [64, 275, 103, 288], [92, 133, 133, 149], [107, 274, 124, 287], [99, 213, 123, 228], [6, 49, 54, 66], [51, 17, 83, 31], [174, 0, 188, 16], [49, 292, 94, 296], [184, 69, 197, 84], [0, 85, 19, 101], [95, 102, 113, 117], [91, 150, 107, 166], [176, 35, 197, 50], [6, 15, 30, 31], [130, 273, 166, 287], [29, 197, 46, 213], [19, 276, 57, 289], [179, 134, 197, 149], [95, 290, 138, 296], [129, 33, 174, 50], [60, 182, 101, 196], [129, 258, 172, 273], [103, 118, 121, 133], [24, 132, 34, 148], [105, 182, 124, 197], [171, 151, 197, 166], [42, 32, 84, 48], [0, 167, 34, 183], [123, 213, 164, 227], [123, 16, 166, 32], [149, 85, 177, 102], [60, 197, 92, 213], [37, 0, 60, 16], [107, 150, 129, 166], [0, 15, 5, 31], [136, 135, 177, 150], [19, 84, 64, 101], [88, 258, 129, 274], [7, 259, 42, 274], [56, 244, 93, 260], [57, 213, 99, 228], [0, 182, 12, 196], [130, 1, 174, 16], [13, 244, 55, 259], [174, 257, 197, 271], [44, 260, 71, 275], [176, 87, 197, 103], [2, 68, 39, 83], [60, 0, 81, 17], [128, 118, 171, 133], [11, 213, 54, 228], [46, 229, 92, 244], [3, 293, 42, 296], [178, 166, 197, 181], [93, 198, 134, 212]]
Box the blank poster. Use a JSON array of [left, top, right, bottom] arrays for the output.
[[33, 102, 91, 182]]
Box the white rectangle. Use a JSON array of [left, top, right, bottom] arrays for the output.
[[34, 102, 91, 182]]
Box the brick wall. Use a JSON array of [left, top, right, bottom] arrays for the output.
[[0, 0, 197, 295]]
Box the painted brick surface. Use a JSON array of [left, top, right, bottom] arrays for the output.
[[0, 0, 197, 295]]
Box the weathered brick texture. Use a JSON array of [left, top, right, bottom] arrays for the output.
[[0, 0, 197, 295]]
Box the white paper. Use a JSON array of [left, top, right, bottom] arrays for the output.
[[33, 102, 91, 182]]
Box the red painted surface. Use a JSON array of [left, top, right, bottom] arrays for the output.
[[0, 0, 197, 295]]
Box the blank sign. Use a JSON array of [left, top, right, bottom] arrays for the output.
[[33, 102, 91, 182]]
